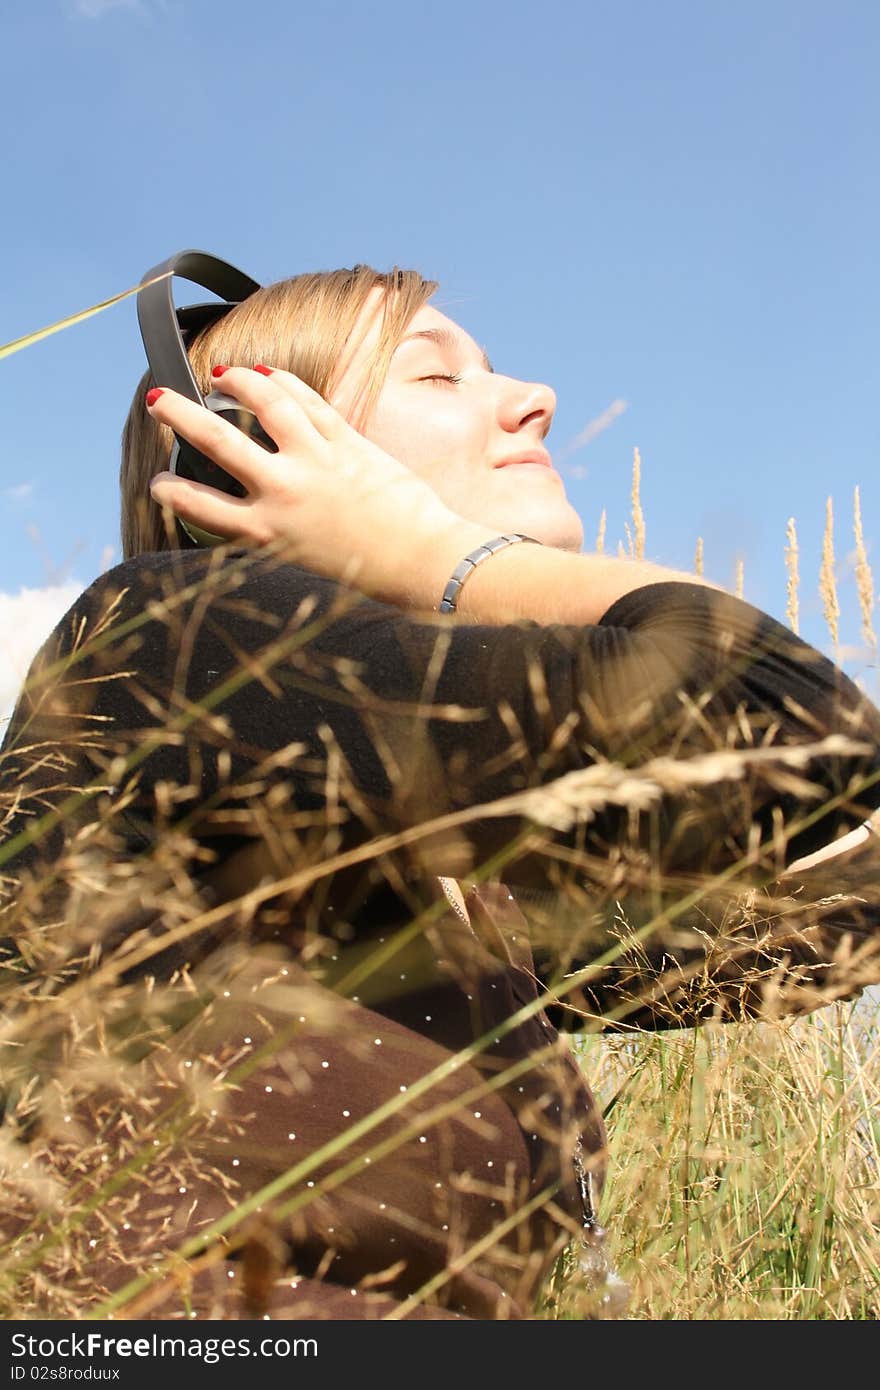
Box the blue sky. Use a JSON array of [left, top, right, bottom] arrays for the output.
[[1, 0, 879, 715]]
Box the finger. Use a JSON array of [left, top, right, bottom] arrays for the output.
[[217, 365, 348, 444], [783, 822, 871, 876], [146, 387, 282, 493], [150, 471, 266, 543]]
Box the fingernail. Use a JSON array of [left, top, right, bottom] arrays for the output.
[[145, 388, 164, 407], [211, 365, 228, 378], [253, 363, 273, 376]]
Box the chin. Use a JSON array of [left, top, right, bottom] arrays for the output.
[[531, 513, 584, 553], [470, 495, 584, 554]]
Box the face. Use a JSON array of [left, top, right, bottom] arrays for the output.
[[329, 290, 584, 552]]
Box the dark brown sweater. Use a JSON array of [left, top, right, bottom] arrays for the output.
[[2, 547, 879, 1319]]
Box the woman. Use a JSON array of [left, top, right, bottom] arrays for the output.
[[2, 260, 880, 1321]]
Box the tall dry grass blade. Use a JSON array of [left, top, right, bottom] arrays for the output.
[[785, 517, 800, 635], [820, 497, 841, 650], [0, 273, 170, 362], [853, 486, 877, 652], [631, 448, 646, 560], [596, 509, 607, 555], [694, 537, 704, 577], [734, 558, 745, 600]]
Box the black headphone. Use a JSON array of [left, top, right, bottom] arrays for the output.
[[137, 250, 277, 546]]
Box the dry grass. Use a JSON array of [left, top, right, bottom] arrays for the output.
[[854, 487, 877, 655], [786, 517, 800, 636], [1, 431, 879, 1320], [821, 497, 841, 654]]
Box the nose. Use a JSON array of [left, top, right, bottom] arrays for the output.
[[497, 374, 557, 440]]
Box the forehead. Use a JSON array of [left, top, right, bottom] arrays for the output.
[[338, 290, 481, 382], [398, 301, 466, 340]]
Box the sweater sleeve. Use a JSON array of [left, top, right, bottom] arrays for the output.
[[3, 548, 880, 904]]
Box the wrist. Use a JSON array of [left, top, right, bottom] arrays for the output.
[[437, 532, 540, 613], [385, 514, 492, 612], [378, 511, 718, 623], [428, 538, 718, 625]]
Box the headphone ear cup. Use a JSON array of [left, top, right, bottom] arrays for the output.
[[164, 392, 278, 548], [164, 438, 229, 547], [170, 436, 248, 497], [205, 387, 278, 451], [170, 390, 277, 494]]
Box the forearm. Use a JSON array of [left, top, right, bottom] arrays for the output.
[[530, 830, 880, 1033], [542, 900, 880, 1033], [396, 517, 720, 625]]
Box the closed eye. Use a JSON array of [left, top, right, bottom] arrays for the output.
[[420, 373, 463, 386]]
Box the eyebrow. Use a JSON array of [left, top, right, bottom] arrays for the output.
[[398, 327, 494, 374]]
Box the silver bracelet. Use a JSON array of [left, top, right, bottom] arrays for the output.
[[437, 533, 541, 613]]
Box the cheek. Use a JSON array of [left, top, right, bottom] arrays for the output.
[[363, 397, 481, 480]]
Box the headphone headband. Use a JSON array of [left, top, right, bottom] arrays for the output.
[[136, 250, 267, 547], [137, 249, 262, 406]]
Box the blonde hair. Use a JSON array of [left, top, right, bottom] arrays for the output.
[[120, 265, 438, 558]]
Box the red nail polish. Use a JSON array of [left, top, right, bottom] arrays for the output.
[[145, 388, 164, 407], [211, 365, 228, 378], [253, 363, 273, 376]]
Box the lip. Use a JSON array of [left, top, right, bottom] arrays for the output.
[[493, 450, 554, 470]]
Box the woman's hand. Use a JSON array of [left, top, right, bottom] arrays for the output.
[[147, 365, 478, 609], [781, 819, 876, 877]]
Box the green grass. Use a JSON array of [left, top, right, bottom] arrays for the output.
[[539, 1002, 880, 1319]]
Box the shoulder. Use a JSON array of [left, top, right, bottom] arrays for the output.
[[62, 547, 351, 633], [74, 547, 253, 609]]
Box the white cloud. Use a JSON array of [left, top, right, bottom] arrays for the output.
[[0, 583, 82, 728], [559, 399, 628, 463], [4, 483, 33, 501]]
